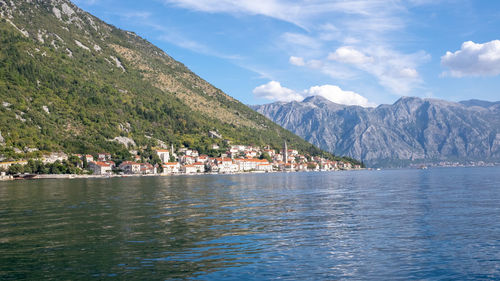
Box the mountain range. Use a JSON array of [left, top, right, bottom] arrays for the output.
[[0, 0, 350, 162], [253, 96, 500, 167]]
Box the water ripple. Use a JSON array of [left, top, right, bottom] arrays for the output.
[[1, 168, 500, 280]]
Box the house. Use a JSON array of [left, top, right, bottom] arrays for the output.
[[97, 153, 112, 161], [214, 157, 238, 173], [140, 163, 156, 174], [245, 151, 258, 158], [274, 154, 283, 162], [193, 162, 206, 173], [88, 161, 112, 175], [84, 154, 94, 163], [183, 149, 195, 157], [263, 149, 275, 157], [296, 163, 308, 171], [162, 162, 180, 174], [211, 144, 220, 150], [155, 149, 170, 163], [256, 163, 273, 172], [119, 161, 141, 174], [182, 164, 198, 174], [282, 163, 295, 172], [196, 155, 209, 163], [288, 149, 299, 156], [234, 158, 268, 171], [181, 155, 195, 165]]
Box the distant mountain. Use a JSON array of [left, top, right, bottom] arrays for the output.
[[252, 96, 500, 167], [0, 0, 342, 161]]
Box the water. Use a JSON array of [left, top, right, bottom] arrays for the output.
[[1, 167, 499, 280]]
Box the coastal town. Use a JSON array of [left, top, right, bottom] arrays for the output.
[[0, 140, 361, 180]]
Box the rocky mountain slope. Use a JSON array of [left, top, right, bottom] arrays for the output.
[[253, 96, 500, 167], [0, 0, 346, 161]]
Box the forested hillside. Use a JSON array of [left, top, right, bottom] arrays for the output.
[[0, 0, 356, 163]]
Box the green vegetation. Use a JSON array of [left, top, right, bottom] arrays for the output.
[[0, 0, 362, 167], [2, 159, 85, 175]]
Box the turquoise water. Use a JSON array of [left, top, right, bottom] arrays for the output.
[[1, 167, 500, 280]]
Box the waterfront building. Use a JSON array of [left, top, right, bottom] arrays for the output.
[[162, 162, 180, 174], [119, 161, 141, 174], [88, 161, 112, 175]]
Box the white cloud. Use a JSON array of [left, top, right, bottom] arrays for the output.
[[441, 40, 500, 77], [289, 56, 305, 66], [328, 46, 373, 64], [253, 81, 304, 102], [163, 0, 436, 94], [163, 0, 407, 31], [305, 85, 376, 107], [163, 0, 307, 28], [253, 81, 375, 107], [325, 45, 429, 94]]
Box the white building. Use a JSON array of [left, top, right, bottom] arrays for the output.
[[193, 162, 206, 173], [182, 164, 198, 174], [215, 157, 238, 173], [181, 155, 195, 165], [119, 161, 141, 174], [257, 163, 273, 172], [162, 162, 180, 174], [89, 161, 112, 175], [196, 155, 209, 163], [97, 153, 112, 161], [155, 149, 170, 163]]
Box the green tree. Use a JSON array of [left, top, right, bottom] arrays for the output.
[[260, 152, 272, 162], [8, 164, 24, 175]]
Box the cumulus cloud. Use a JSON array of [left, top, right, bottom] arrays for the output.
[[441, 40, 500, 77], [253, 81, 304, 102], [253, 81, 375, 107], [328, 46, 373, 64], [305, 85, 376, 107]]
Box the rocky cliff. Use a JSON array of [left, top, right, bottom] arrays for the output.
[[253, 96, 500, 167]]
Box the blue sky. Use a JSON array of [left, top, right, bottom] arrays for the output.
[[74, 0, 500, 106]]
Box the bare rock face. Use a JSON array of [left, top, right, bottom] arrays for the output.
[[253, 96, 500, 167]]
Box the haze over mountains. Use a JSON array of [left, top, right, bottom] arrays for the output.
[[0, 0, 347, 162], [253, 96, 500, 167]]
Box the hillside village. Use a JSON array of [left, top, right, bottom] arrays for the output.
[[0, 139, 361, 178]]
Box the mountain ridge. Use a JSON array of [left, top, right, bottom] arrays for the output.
[[252, 96, 500, 167]]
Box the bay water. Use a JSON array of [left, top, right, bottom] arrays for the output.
[[1, 167, 499, 280]]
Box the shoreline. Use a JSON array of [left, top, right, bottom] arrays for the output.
[[0, 169, 364, 181]]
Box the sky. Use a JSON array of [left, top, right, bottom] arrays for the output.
[[73, 0, 500, 107]]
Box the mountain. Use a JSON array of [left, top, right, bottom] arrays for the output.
[[252, 96, 500, 167], [0, 0, 347, 162]]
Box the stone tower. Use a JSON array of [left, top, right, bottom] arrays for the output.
[[283, 140, 288, 163]]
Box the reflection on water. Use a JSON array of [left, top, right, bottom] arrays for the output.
[[1, 168, 500, 280]]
